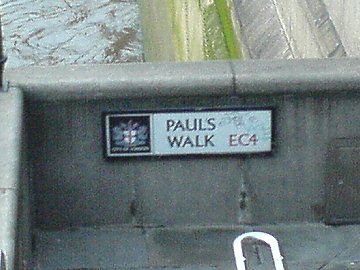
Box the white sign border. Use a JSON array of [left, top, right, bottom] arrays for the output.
[[103, 108, 274, 158]]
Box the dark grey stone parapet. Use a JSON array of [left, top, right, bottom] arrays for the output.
[[232, 58, 360, 96], [5, 58, 360, 101], [4, 61, 234, 101]]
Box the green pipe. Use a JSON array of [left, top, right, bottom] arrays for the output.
[[138, 0, 244, 62], [214, 0, 243, 59]]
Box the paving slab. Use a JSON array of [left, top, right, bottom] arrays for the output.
[[30, 223, 360, 269], [32, 227, 148, 270], [256, 223, 360, 267], [146, 224, 360, 270], [146, 226, 251, 267]]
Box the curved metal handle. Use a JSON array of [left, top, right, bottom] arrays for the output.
[[233, 232, 285, 270]]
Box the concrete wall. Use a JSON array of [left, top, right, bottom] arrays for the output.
[[234, 0, 346, 59], [27, 98, 244, 229], [324, 0, 360, 57], [5, 59, 360, 231], [0, 87, 25, 270]]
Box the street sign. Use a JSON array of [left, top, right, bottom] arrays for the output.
[[104, 109, 272, 157]]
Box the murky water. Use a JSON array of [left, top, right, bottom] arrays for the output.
[[1, 0, 143, 68]]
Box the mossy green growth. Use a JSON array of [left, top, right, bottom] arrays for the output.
[[213, 0, 243, 59], [138, 0, 244, 61], [203, 2, 230, 60]]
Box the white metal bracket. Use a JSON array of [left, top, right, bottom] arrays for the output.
[[233, 232, 285, 270]]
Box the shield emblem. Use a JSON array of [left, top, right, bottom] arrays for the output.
[[123, 130, 137, 145]]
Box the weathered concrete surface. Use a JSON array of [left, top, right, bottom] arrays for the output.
[[139, 0, 349, 61], [324, 0, 360, 57], [5, 58, 360, 101], [2, 0, 358, 64], [31, 224, 360, 269], [6, 58, 360, 228], [0, 88, 24, 270], [146, 226, 249, 267], [232, 57, 360, 95], [27, 98, 244, 229], [0, 190, 17, 270], [4, 61, 234, 101], [0, 88, 23, 189], [33, 227, 148, 270], [233, 0, 293, 59], [1, 0, 143, 68], [234, 0, 346, 59], [136, 157, 243, 226]]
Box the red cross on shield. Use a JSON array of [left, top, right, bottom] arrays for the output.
[[123, 130, 137, 145]]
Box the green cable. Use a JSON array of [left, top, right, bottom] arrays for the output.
[[213, 0, 243, 59]]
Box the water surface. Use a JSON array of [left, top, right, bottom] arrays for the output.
[[1, 0, 143, 68]]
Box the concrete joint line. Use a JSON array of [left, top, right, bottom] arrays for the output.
[[270, 0, 295, 59], [229, 61, 237, 96]]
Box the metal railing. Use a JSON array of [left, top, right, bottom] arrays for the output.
[[233, 232, 285, 270]]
